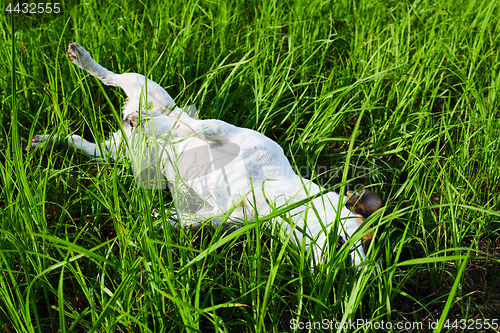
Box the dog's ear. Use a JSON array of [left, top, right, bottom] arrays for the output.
[[345, 189, 383, 218]]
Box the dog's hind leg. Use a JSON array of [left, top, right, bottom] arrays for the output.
[[67, 43, 177, 115], [29, 134, 122, 161]]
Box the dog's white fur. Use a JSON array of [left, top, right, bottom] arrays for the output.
[[31, 43, 369, 267]]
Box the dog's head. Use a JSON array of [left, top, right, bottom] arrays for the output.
[[345, 189, 383, 255]]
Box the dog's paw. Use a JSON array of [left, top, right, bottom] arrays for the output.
[[27, 134, 51, 151], [142, 111, 179, 136], [122, 112, 139, 129], [67, 43, 93, 69]]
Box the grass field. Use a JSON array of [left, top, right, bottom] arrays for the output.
[[2, 0, 500, 331]]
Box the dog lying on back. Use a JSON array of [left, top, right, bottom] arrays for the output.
[[31, 43, 382, 267]]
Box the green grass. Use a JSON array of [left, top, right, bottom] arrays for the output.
[[2, 0, 500, 331]]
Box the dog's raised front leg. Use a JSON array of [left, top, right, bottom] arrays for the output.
[[67, 43, 177, 114], [67, 43, 114, 83]]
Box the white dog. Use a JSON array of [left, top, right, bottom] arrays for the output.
[[30, 43, 382, 267]]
